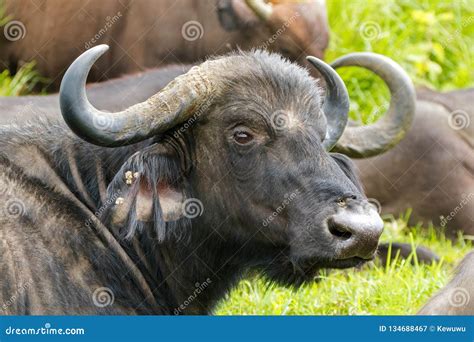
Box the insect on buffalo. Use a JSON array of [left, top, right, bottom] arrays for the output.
[[0, 45, 415, 314]]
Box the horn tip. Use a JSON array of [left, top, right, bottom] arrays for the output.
[[89, 44, 110, 53], [306, 56, 323, 67]]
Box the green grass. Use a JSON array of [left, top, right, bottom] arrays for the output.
[[0, 62, 45, 96], [326, 0, 474, 124], [216, 218, 471, 315], [0, 0, 472, 316]]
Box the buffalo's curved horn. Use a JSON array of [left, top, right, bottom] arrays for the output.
[[60, 45, 218, 147], [330, 53, 415, 158], [245, 0, 273, 20], [306, 56, 350, 150]]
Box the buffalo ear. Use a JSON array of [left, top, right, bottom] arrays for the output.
[[136, 179, 185, 222], [104, 143, 188, 240]]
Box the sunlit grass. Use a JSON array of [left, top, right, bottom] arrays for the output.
[[326, 0, 474, 123], [216, 218, 471, 315], [0, 62, 46, 96]]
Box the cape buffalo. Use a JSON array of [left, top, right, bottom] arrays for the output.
[[0, 0, 328, 89], [418, 252, 474, 315], [352, 87, 474, 237], [0, 45, 414, 314]]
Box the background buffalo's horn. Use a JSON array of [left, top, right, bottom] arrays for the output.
[[330, 52, 416, 158], [60, 45, 217, 147], [306, 56, 350, 151], [245, 0, 273, 20]]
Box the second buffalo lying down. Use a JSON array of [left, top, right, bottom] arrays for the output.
[[0, 46, 414, 314], [419, 251, 474, 315]]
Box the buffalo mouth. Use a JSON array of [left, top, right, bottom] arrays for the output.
[[320, 256, 373, 269], [261, 252, 375, 287], [297, 254, 374, 272]]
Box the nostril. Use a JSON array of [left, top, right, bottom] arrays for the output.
[[328, 219, 353, 240]]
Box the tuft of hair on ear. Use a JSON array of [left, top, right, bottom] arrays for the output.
[[100, 144, 191, 242]]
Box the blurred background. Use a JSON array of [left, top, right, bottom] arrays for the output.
[[0, 0, 473, 314]]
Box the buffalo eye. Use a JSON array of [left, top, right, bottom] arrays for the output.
[[233, 130, 254, 145]]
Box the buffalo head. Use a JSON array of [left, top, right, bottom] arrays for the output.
[[59, 45, 414, 286], [218, 0, 329, 61]]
